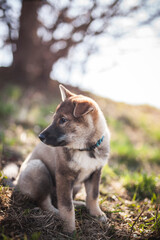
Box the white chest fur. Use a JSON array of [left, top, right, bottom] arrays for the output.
[[69, 151, 107, 184]]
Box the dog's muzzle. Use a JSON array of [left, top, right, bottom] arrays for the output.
[[39, 129, 67, 147], [39, 133, 46, 143]]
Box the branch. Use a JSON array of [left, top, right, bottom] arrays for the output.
[[129, 206, 146, 240]]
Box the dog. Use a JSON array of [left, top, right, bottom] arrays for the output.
[[15, 85, 110, 232]]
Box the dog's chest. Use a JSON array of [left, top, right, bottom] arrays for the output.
[[69, 151, 106, 184]]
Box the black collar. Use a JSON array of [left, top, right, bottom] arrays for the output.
[[78, 136, 104, 151]]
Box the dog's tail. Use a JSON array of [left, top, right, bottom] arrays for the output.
[[1, 163, 19, 187]]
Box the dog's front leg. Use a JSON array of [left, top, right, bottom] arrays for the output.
[[85, 168, 107, 221], [56, 174, 75, 233]]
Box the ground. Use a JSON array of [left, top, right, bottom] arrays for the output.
[[0, 83, 160, 239]]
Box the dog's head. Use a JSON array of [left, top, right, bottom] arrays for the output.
[[39, 85, 103, 149]]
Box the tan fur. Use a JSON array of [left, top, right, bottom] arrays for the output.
[[15, 85, 110, 233], [85, 176, 105, 217], [59, 206, 75, 232]]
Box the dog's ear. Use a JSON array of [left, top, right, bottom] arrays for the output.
[[73, 101, 94, 118], [59, 85, 75, 101]]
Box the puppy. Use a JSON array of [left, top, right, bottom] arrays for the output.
[[15, 85, 110, 232]]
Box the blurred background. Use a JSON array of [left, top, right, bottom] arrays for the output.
[[0, 0, 160, 107], [0, 0, 160, 238]]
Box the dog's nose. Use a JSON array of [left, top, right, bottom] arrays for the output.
[[39, 133, 46, 142]]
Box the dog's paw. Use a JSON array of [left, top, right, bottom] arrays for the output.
[[89, 208, 108, 223], [53, 208, 60, 216], [63, 225, 76, 234], [98, 213, 108, 222]]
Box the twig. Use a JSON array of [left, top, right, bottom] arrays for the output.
[[100, 233, 110, 240], [12, 208, 23, 229], [58, 232, 74, 239], [156, 203, 159, 222], [128, 206, 145, 240]]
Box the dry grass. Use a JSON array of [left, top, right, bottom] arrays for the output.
[[0, 184, 160, 240]]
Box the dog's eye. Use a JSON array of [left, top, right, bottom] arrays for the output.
[[59, 117, 67, 124]]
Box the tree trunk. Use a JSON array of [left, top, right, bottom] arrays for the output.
[[0, 0, 53, 88], [13, 0, 50, 86]]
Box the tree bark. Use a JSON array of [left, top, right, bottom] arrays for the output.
[[13, 0, 51, 87], [0, 0, 53, 88]]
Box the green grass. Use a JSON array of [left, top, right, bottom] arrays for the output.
[[153, 214, 160, 232], [0, 85, 22, 119], [139, 114, 160, 142], [122, 172, 158, 200], [107, 114, 160, 171], [31, 232, 41, 240], [3, 84, 22, 101], [0, 102, 15, 119], [101, 164, 117, 184]]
